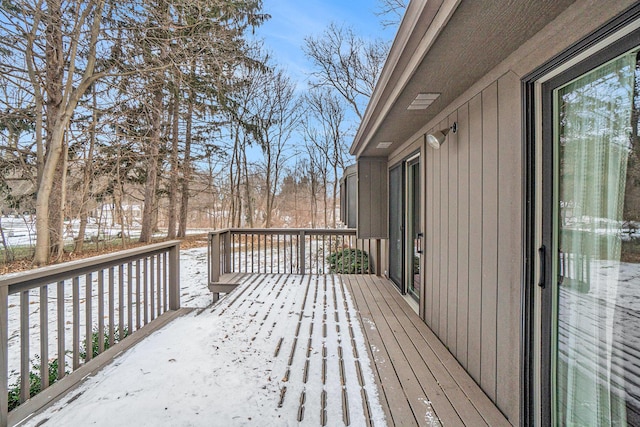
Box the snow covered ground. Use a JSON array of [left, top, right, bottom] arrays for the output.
[[19, 250, 387, 426]]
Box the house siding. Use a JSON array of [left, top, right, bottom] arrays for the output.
[[415, 72, 522, 422], [365, 2, 639, 424]]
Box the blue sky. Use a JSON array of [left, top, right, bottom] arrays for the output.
[[255, 0, 397, 88]]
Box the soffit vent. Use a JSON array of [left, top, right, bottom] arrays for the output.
[[407, 92, 440, 110]]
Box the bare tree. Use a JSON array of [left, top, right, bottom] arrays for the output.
[[375, 0, 408, 29], [303, 23, 388, 120], [251, 68, 301, 228], [304, 88, 349, 227]]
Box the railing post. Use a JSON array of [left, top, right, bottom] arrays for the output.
[[299, 230, 306, 275], [223, 231, 231, 274], [1, 284, 7, 426], [169, 242, 181, 310], [210, 233, 221, 283], [210, 232, 221, 303]]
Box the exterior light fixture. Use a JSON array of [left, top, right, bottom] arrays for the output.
[[427, 122, 457, 149]]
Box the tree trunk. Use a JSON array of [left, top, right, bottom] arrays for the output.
[[242, 142, 254, 227], [167, 85, 180, 239], [75, 89, 98, 252], [332, 164, 338, 228], [34, 0, 65, 266], [139, 86, 162, 243], [178, 85, 195, 238]]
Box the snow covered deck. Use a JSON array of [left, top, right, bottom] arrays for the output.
[[21, 273, 510, 426]]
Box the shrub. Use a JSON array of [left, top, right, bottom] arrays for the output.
[[8, 357, 66, 411], [329, 248, 369, 274], [80, 326, 129, 360], [8, 325, 129, 411]]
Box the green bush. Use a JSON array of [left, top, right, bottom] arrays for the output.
[[8, 357, 66, 411], [329, 248, 369, 274], [80, 326, 129, 360], [8, 325, 129, 411]]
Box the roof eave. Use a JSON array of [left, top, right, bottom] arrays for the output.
[[350, 0, 462, 158]]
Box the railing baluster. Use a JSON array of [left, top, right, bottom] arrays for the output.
[[128, 262, 133, 333], [109, 267, 115, 347], [119, 265, 125, 341], [20, 290, 29, 403], [0, 283, 7, 426], [72, 277, 80, 370], [150, 256, 155, 321], [143, 258, 149, 326], [136, 260, 141, 330], [85, 273, 93, 362], [40, 284, 49, 389], [98, 270, 105, 354], [163, 252, 168, 312], [156, 254, 161, 318], [57, 281, 65, 380]]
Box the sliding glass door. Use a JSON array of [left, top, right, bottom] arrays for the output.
[[388, 154, 422, 303], [542, 40, 640, 426], [389, 164, 404, 289], [406, 155, 421, 301]]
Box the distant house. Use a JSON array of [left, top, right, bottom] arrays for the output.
[[347, 1, 640, 425]]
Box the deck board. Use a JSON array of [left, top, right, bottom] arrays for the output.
[[355, 275, 461, 426], [342, 274, 512, 427], [347, 275, 417, 427]]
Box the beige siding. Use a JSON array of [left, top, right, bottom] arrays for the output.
[[357, 158, 388, 239], [426, 135, 434, 327], [418, 73, 521, 422], [467, 92, 483, 383], [447, 111, 459, 356], [456, 102, 470, 370], [480, 81, 499, 401], [432, 123, 442, 337], [496, 71, 523, 419]]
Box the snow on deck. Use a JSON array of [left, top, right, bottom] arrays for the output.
[[24, 272, 387, 426]]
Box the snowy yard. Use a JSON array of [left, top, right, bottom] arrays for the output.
[[20, 249, 386, 426]]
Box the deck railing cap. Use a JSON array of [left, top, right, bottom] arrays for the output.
[[0, 240, 181, 290]]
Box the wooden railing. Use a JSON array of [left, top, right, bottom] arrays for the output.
[[208, 228, 382, 287], [0, 241, 181, 426]]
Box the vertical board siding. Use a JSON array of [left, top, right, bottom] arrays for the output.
[[439, 118, 449, 343], [447, 112, 459, 356], [357, 158, 388, 239], [426, 141, 434, 326], [418, 77, 521, 421], [496, 72, 522, 423], [456, 103, 470, 369], [432, 134, 441, 337], [481, 81, 499, 401], [467, 93, 484, 383]]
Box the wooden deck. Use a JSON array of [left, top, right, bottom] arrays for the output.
[[24, 273, 511, 426], [341, 274, 511, 427]]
